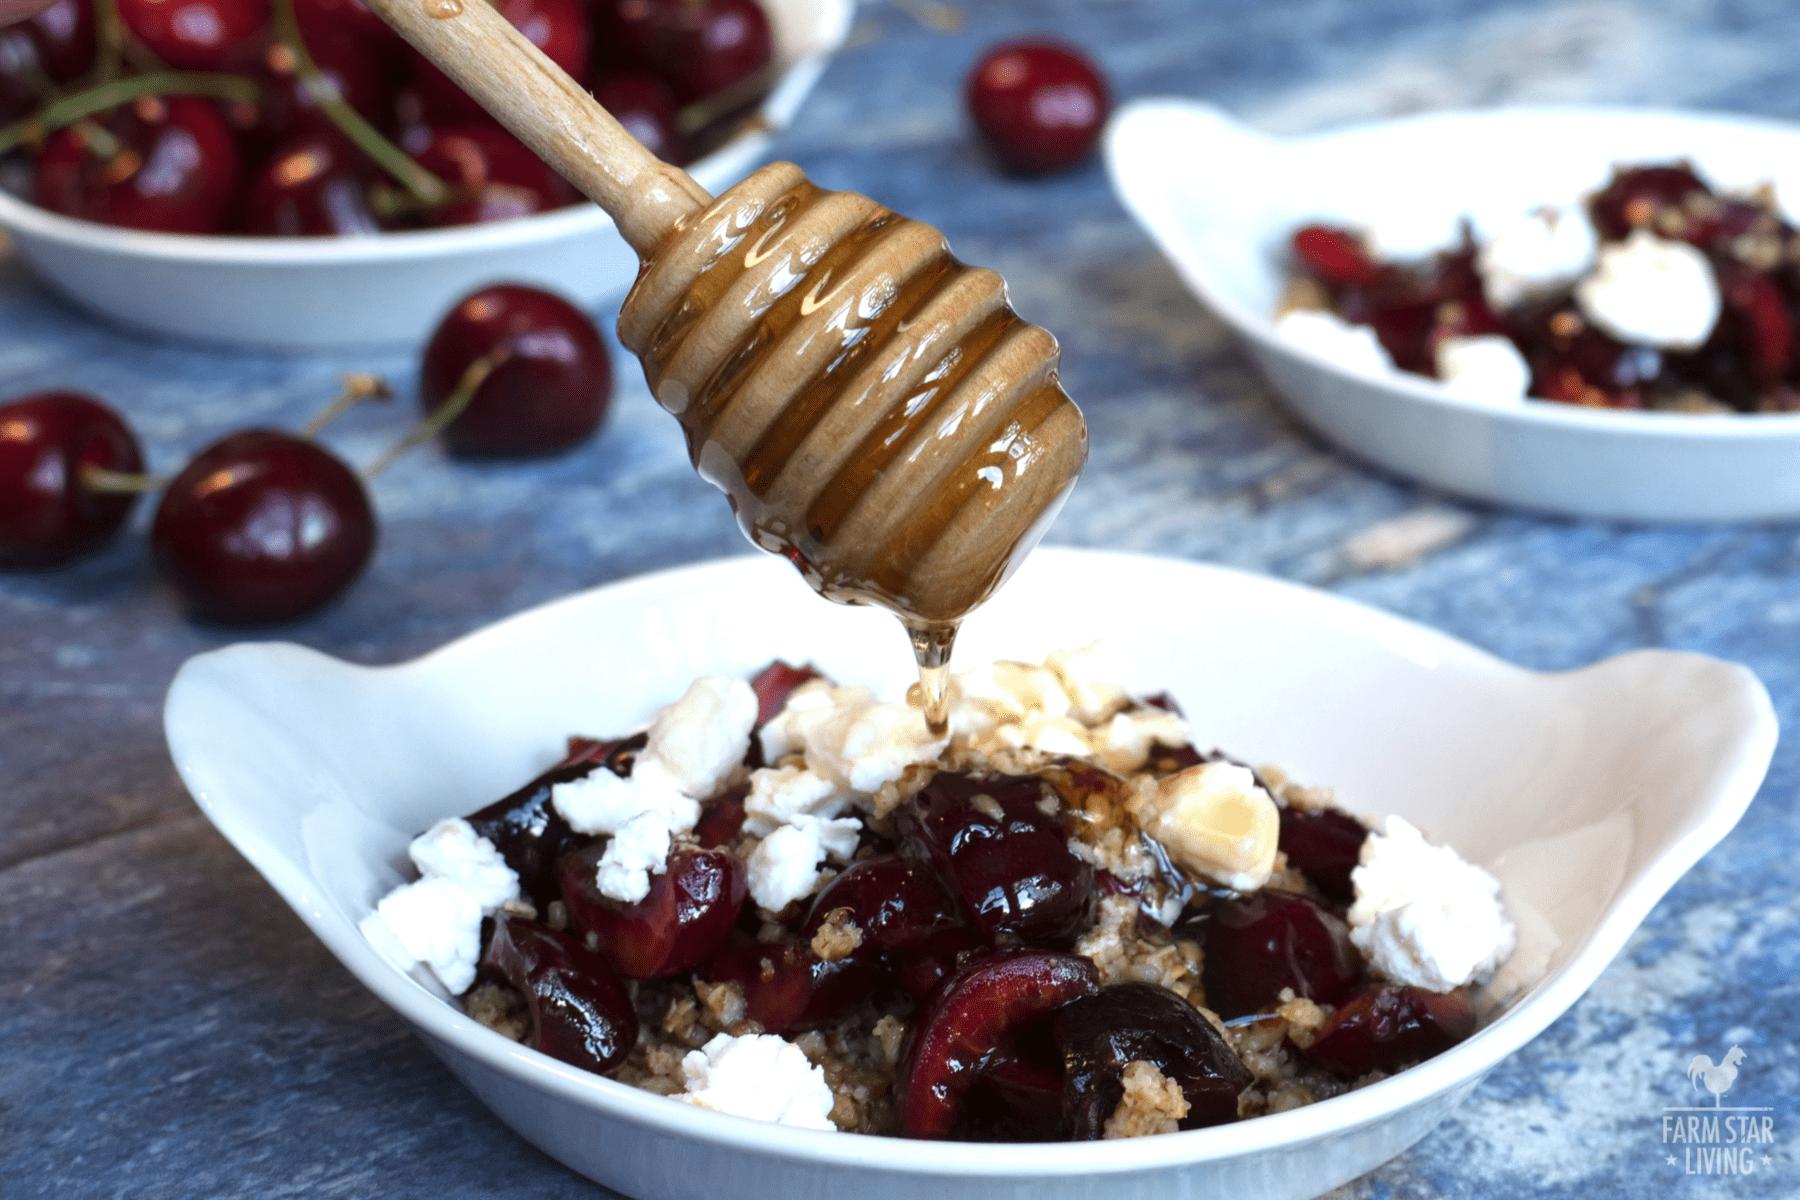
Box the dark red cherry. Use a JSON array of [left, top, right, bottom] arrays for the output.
[[1512, 302, 1658, 409], [590, 70, 690, 165], [413, 123, 579, 227], [0, 30, 42, 124], [951, 1041, 1066, 1142], [419, 283, 612, 457], [560, 843, 747, 978], [1298, 982, 1476, 1078], [1277, 807, 1369, 906], [1292, 224, 1379, 287], [898, 771, 1093, 947], [465, 758, 611, 912], [692, 783, 748, 848], [1199, 891, 1361, 1019], [609, 0, 772, 105], [0, 391, 143, 570], [898, 949, 1099, 1138], [34, 96, 242, 234], [407, 0, 589, 121], [802, 854, 968, 958], [964, 38, 1109, 175], [150, 430, 375, 625], [1669, 261, 1793, 407], [237, 134, 380, 235], [293, 0, 406, 62], [118, 0, 269, 71], [700, 936, 878, 1033], [482, 913, 637, 1073], [22, 0, 94, 82], [1589, 163, 1711, 242], [1052, 982, 1253, 1136], [226, 25, 392, 156], [748, 659, 822, 725]]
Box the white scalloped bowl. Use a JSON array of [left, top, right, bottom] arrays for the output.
[[163, 549, 1774, 1200], [1104, 102, 1800, 522], [0, 0, 851, 350]]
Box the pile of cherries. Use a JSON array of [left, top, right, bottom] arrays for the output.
[[456, 664, 1476, 1142], [0, 0, 773, 235], [1290, 163, 1800, 413], [0, 281, 610, 622]]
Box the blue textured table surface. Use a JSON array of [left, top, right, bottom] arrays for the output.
[[2, 1, 1796, 1196]]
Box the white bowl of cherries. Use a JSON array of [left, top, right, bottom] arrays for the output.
[[1104, 102, 1800, 522], [163, 548, 1774, 1200], [0, 0, 851, 349]]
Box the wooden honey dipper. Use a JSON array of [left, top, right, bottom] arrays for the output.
[[364, 0, 1088, 729]]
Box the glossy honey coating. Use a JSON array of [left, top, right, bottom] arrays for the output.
[[618, 162, 1088, 630]]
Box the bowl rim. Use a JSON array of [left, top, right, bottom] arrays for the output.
[[164, 549, 1778, 1175], [1104, 99, 1800, 441]]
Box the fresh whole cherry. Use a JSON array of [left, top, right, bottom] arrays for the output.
[[293, 0, 406, 62], [34, 95, 242, 234], [898, 948, 1099, 1138], [418, 283, 612, 457], [117, 0, 270, 71], [1052, 982, 1253, 1135], [1298, 982, 1476, 1078], [0, 391, 144, 569], [412, 123, 580, 227], [964, 38, 1110, 175], [560, 842, 747, 978], [590, 70, 691, 165], [407, 0, 589, 122], [609, 0, 772, 105], [0, 29, 41, 123], [898, 770, 1093, 947], [226, 25, 392, 156], [1198, 890, 1361, 1019], [150, 429, 375, 624], [21, 0, 93, 82], [482, 913, 638, 1073], [237, 133, 380, 236]]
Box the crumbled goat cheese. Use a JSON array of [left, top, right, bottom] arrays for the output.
[[1434, 335, 1530, 405], [1275, 309, 1395, 377], [1044, 643, 1130, 726], [1088, 707, 1191, 775], [744, 764, 848, 837], [552, 675, 755, 903], [362, 819, 521, 994], [1347, 815, 1516, 991], [747, 817, 861, 911], [764, 684, 946, 796], [675, 1033, 837, 1129], [363, 876, 486, 994], [1478, 206, 1597, 311], [407, 817, 521, 912], [1128, 761, 1279, 891], [1574, 229, 1720, 350]]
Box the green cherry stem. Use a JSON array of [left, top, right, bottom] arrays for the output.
[[362, 349, 510, 479], [0, 71, 261, 155]]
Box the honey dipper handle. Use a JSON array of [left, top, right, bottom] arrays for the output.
[[360, 0, 712, 256]]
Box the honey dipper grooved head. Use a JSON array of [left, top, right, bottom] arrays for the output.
[[618, 163, 1088, 627]]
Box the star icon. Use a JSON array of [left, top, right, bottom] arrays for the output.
[[1667, 1156, 1678, 1166], [1765, 1155, 1774, 1167]]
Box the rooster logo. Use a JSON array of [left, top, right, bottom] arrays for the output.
[[1687, 1046, 1747, 1107]]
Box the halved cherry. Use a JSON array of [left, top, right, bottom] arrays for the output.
[[464, 758, 610, 912], [699, 937, 878, 1033], [1276, 807, 1368, 906], [560, 842, 746, 979], [693, 783, 749, 848], [802, 854, 968, 957], [748, 659, 823, 725], [481, 913, 637, 1073], [899, 771, 1093, 947], [1291, 224, 1380, 287], [1588, 163, 1711, 242], [898, 949, 1099, 1138], [1298, 982, 1476, 1078], [951, 1038, 1065, 1142], [1199, 891, 1361, 1019], [1052, 982, 1252, 1135]]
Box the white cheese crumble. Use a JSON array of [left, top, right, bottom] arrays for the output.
[[747, 817, 861, 912], [1478, 206, 1597, 311], [744, 764, 849, 837], [1574, 229, 1720, 350], [1434, 334, 1530, 405], [1129, 761, 1279, 891], [1347, 815, 1516, 992], [361, 818, 520, 994], [762, 682, 947, 796], [1275, 308, 1395, 378], [551, 675, 756, 902], [674, 1033, 837, 1129]]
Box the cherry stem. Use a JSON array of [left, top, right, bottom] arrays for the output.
[[888, 0, 964, 33], [300, 372, 393, 439], [269, 0, 450, 207], [0, 71, 262, 155], [93, 0, 125, 83], [79, 464, 159, 494], [362, 349, 510, 479], [674, 60, 783, 136]]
